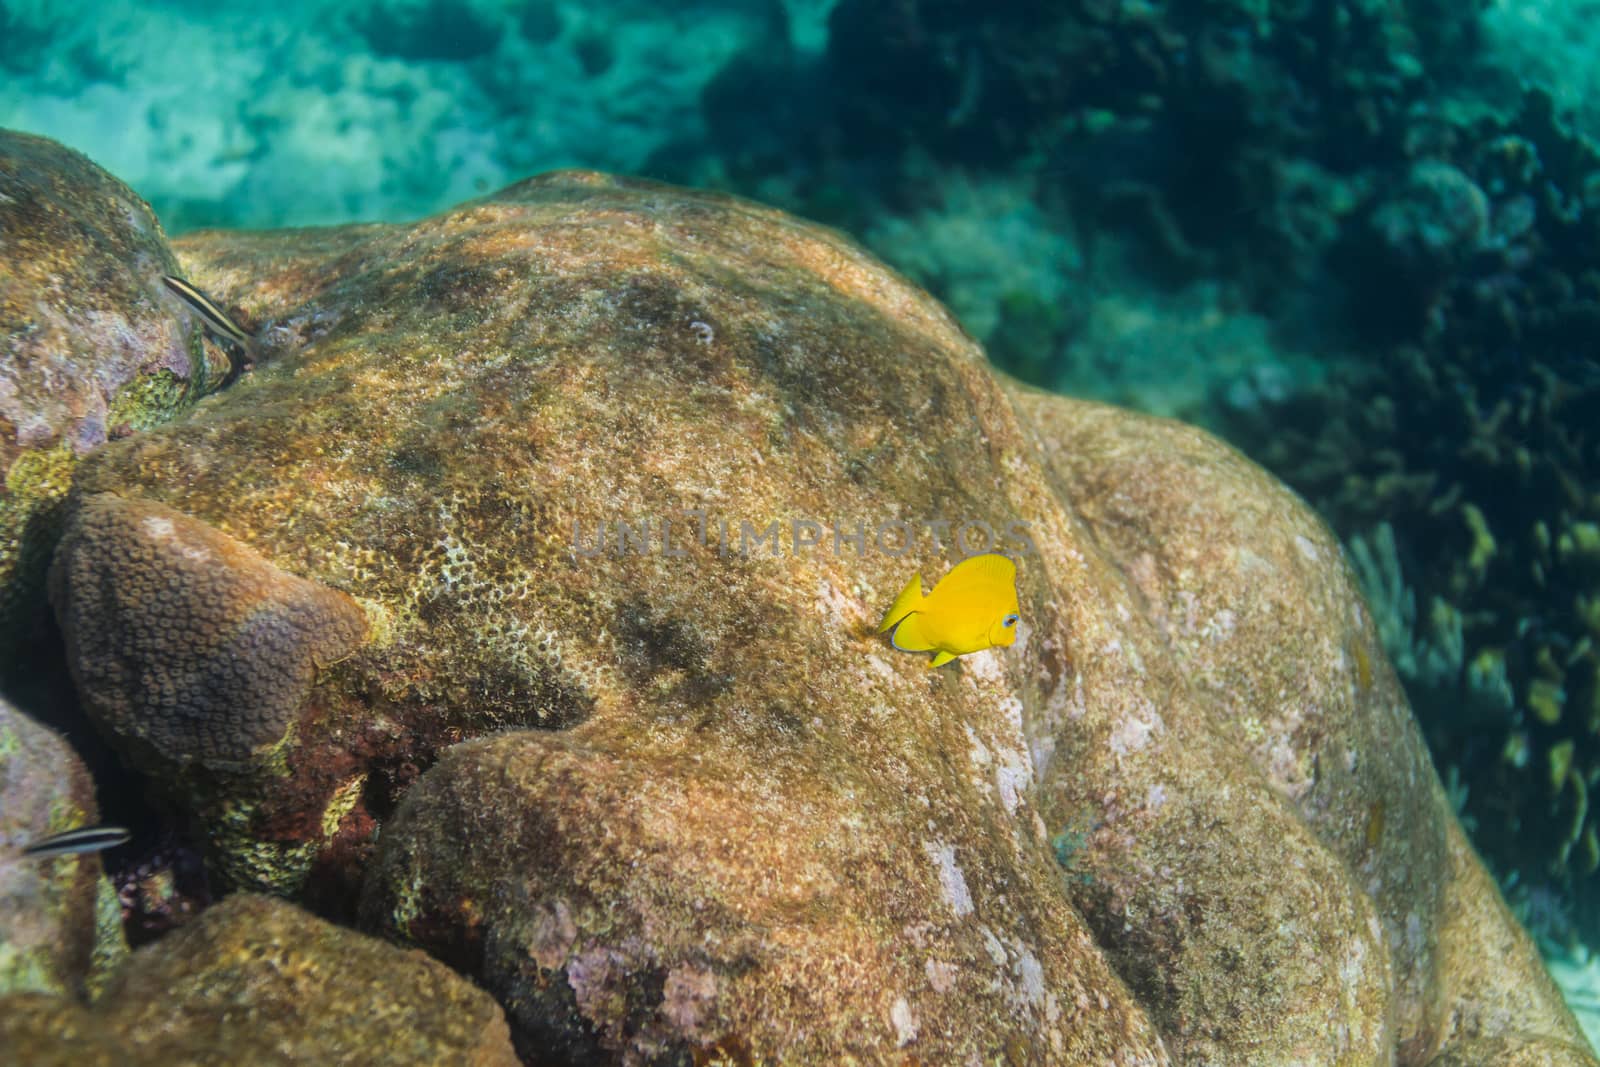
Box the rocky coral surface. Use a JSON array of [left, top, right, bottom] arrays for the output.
[[0, 129, 216, 661], [27, 149, 1585, 1061], [0, 696, 123, 999], [1, 893, 519, 1066]]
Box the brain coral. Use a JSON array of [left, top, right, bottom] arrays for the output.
[[33, 157, 1591, 1063], [48, 493, 367, 771]]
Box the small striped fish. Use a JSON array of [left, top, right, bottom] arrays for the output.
[[161, 274, 255, 386], [20, 824, 130, 858]]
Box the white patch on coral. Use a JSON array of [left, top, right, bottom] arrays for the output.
[[1266, 731, 1312, 800], [865, 652, 900, 685], [813, 578, 861, 626], [1012, 944, 1045, 1005], [1338, 932, 1366, 988], [980, 925, 1007, 966], [963, 725, 1001, 811], [1029, 730, 1058, 783], [925, 958, 958, 993], [922, 840, 974, 916], [966, 725, 993, 769], [1012, 616, 1033, 656], [132, 510, 211, 564], [661, 965, 718, 1037], [1295, 534, 1322, 562], [995, 753, 1031, 816], [963, 645, 1006, 686], [1404, 911, 1424, 956], [1068, 674, 1087, 720], [998, 693, 1024, 736], [140, 515, 175, 539], [1109, 707, 1162, 757], [890, 996, 918, 1046], [1201, 609, 1236, 642], [1145, 783, 1168, 812]]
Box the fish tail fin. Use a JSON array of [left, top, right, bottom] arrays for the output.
[[889, 614, 935, 652], [877, 575, 926, 633]]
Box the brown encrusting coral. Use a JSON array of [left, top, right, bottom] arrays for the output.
[[32, 154, 1579, 1062], [0, 894, 519, 1066]]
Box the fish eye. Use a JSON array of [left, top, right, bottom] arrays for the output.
[[1002, 614, 1019, 628]]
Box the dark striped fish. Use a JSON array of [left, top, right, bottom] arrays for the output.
[[20, 824, 131, 859], [161, 274, 255, 386]]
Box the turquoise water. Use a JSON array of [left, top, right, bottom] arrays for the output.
[[6, 0, 1600, 1050]]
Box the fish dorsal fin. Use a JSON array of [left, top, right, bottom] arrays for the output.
[[930, 553, 1015, 605], [877, 574, 926, 633]]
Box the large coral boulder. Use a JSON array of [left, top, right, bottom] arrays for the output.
[[0, 894, 519, 1066], [0, 130, 217, 659], [39, 161, 1591, 1063]]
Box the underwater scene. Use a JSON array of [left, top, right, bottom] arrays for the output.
[[3, 0, 1600, 1063]]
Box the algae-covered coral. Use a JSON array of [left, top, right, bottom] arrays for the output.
[[4, 0, 1600, 1057], [749, 0, 1600, 959], [0, 893, 519, 1066], [0, 129, 214, 665], [0, 132, 1578, 1059]]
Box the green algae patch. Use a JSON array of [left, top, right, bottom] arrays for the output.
[[319, 774, 366, 838], [104, 367, 198, 435], [209, 799, 317, 896], [85, 877, 128, 1001], [0, 443, 75, 655]]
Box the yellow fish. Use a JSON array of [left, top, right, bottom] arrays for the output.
[[877, 553, 1021, 668]]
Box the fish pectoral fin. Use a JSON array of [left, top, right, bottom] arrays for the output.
[[890, 615, 935, 652], [928, 650, 958, 668], [877, 574, 926, 633]]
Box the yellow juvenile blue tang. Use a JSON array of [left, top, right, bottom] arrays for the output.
[[877, 553, 1021, 668]]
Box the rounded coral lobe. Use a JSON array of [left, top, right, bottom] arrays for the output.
[[48, 493, 366, 771]]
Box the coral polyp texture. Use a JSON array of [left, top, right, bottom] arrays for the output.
[[49, 493, 368, 772], [15, 137, 1574, 1058]]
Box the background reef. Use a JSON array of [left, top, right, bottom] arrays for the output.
[[5, 0, 1600, 1049]]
